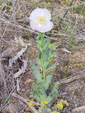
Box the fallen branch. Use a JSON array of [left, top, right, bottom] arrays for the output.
[[72, 105, 85, 112], [9, 37, 29, 78], [12, 93, 39, 113], [9, 37, 30, 68], [60, 74, 84, 84], [13, 60, 28, 78], [0, 55, 7, 96]]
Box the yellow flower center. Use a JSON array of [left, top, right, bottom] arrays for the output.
[[57, 103, 63, 109], [41, 100, 48, 105], [37, 16, 46, 24]]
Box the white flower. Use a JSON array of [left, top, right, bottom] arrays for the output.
[[29, 8, 53, 33]]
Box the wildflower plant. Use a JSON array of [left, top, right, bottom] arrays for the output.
[[53, 99, 69, 112], [30, 33, 59, 106], [29, 8, 59, 107]]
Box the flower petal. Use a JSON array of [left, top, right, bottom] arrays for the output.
[[29, 8, 51, 21], [42, 9, 51, 20], [38, 21, 53, 32], [29, 8, 44, 20], [30, 20, 53, 32], [30, 21, 38, 30]]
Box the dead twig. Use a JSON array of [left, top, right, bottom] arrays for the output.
[[72, 105, 85, 112], [12, 93, 39, 113], [0, 86, 16, 111], [0, 54, 7, 96], [60, 74, 85, 84]]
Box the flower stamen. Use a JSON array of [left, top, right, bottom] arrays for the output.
[[37, 16, 46, 24]]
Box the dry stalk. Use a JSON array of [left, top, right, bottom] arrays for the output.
[[0, 54, 7, 96], [72, 105, 85, 112], [12, 93, 39, 113], [60, 73, 85, 84]]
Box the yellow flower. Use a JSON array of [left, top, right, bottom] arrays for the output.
[[70, 59, 72, 61], [72, 91, 75, 94], [60, 68, 62, 70], [65, 66, 67, 68], [72, 59, 74, 61], [17, 91, 20, 94], [41, 100, 45, 105], [74, 64, 76, 66], [57, 24, 59, 26], [24, 81, 27, 84], [80, 64, 82, 66], [32, 50, 34, 52], [41, 100, 48, 105], [37, 7, 39, 8], [57, 103, 63, 109], [9, 9, 12, 12], [64, 53, 66, 55], [54, 112, 58, 113], [80, 71, 82, 73], [52, 25, 55, 29], [24, 39, 27, 42], [53, 25, 55, 27], [29, 101, 33, 106], [69, 66, 71, 68], [48, 2, 50, 5], [44, 101, 48, 104], [58, 74, 60, 76], [78, 55, 80, 57]]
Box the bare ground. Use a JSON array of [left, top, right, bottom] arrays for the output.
[[0, 0, 85, 113]]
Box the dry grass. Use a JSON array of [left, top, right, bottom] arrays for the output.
[[0, 0, 85, 113]]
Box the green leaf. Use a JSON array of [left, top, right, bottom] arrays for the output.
[[39, 52, 42, 59], [44, 60, 51, 69], [39, 84, 47, 95], [43, 39, 49, 50], [48, 53, 57, 61], [32, 83, 47, 102], [45, 95, 53, 103], [50, 82, 59, 98], [40, 94, 47, 101], [45, 48, 51, 59], [48, 43, 56, 50], [37, 59, 42, 70], [34, 94, 41, 102], [51, 82, 59, 94], [46, 62, 59, 71], [42, 55, 47, 60], [32, 83, 42, 102], [43, 73, 53, 90], [30, 61, 42, 82]]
